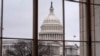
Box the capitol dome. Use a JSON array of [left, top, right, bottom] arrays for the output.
[[40, 2, 63, 34], [39, 2, 63, 40], [40, 2, 63, 33], [43, 11, 60, 24]]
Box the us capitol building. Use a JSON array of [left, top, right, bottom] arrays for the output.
[[38, 2, 79, 56], [39, 2, 63, 40]]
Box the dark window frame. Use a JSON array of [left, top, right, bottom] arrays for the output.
[[0, 0, 97, 56]]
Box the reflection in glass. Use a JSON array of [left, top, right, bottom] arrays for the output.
[[3, 0, 33, 38]]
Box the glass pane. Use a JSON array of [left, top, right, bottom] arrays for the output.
[[64, 1, 80, 40], [65, 41, 85, 56], [3, 0, 33, 38], [38, 41, 63, 56], [2, 39, 33, 56], [38, 0, 63, 56]]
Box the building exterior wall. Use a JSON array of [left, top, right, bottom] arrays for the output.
[[80, 0, 88, 56], [80, 0, 100, 56], [93, 0, 100, 56]]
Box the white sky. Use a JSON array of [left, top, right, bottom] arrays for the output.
[[2, 0, 80, 41], [3, 0, 33, 38]]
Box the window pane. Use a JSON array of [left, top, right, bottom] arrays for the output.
[[38, 41, 63, 56], [38, 0, 64, 56], [65, 41, 80, 56], [64, 1, 80, 41], [3, 0, 33, 38], [65, 41, 87, 56], [2, 39, 33, 56]]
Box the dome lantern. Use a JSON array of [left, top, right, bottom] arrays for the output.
[[50, 1, 54, 15]]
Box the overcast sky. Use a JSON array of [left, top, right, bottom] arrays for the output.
[[3, 0, 33, 38], [1, 0, 79, 41]]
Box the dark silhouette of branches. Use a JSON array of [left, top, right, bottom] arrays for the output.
[[5, 40, 50, 56], [6, 40, 32, 56]]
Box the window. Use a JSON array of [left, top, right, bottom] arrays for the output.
[[38, 0, 64, 56], [1, 0, 33, 56], [0, 0, 98, 56]]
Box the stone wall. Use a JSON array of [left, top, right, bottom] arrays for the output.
[[80, 0, 100, 56]]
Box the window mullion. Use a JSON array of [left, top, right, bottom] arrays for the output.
[[33, 0, 38, 56]]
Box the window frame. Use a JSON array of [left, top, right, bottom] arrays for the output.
[[0, 0, 94, 56]]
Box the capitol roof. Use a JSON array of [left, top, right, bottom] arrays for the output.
[[43, 1, 61, 25]]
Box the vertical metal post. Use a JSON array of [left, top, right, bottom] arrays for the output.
[[62, 0, 65, 56], [86, 0, 92, 56], [0, 0, 3, 56], [48, 43, 51, 56], [33, 0, 38, 56]]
